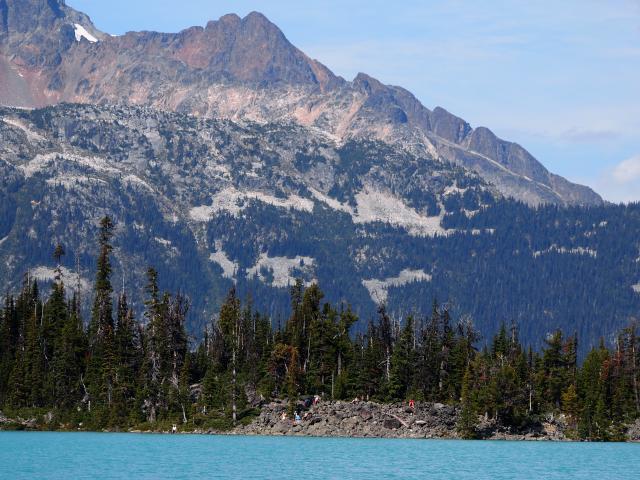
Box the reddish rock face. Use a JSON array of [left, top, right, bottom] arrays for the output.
[[0, 3, 340, 108]]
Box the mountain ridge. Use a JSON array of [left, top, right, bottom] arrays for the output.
[[0, 0, 601, 206]]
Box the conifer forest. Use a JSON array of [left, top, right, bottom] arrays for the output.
[[1, 217, 639, 441]]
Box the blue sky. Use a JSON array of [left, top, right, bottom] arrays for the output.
[[70, 1, 640, 202]]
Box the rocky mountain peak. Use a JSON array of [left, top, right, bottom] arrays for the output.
[[203, 11, 277, 37], [353, 72, 387, 95], [0, 0, 104, 60], [430, 106, 472, 144], [207, 11, 338, 88], [209, 13, 241, 29], [1, 0, 63, 36], [0, 0, 101, 39], [127, 11, 338, 89], [242, 11, 277, 28]]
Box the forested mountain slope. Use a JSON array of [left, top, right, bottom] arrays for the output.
[[0, 104, 637, 354]]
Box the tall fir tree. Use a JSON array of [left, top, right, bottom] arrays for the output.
[[86, 216, 117, 422]]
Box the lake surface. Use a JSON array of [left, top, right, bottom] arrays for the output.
[[1, 432, 638, 479]]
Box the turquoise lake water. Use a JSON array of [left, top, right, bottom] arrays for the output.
[[0, 432, 638, 479]]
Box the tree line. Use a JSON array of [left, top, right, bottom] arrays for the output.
[[0, 217, 639, 440]]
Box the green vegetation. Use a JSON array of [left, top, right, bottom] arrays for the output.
[[0, 217, 639, 440]]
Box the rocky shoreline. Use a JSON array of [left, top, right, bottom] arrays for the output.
[[4, 403, 640, 441], [228, 400, 567, 441], [233, 400, 459, 439], [0, 411, 38, 430], [233, 400, 640, 442]]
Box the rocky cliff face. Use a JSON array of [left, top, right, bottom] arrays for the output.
[[0, 0, 601, 206]]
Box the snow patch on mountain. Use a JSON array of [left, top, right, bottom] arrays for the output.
[[189, 186, 314, 222], [0, 236, 7, 247], [45, 175, 107, 190], [240, 190, 314, 214], [19, 153, 61, 178], [247, 253, 315, 288], [353, 188, 447, 237], [123, 174, 153, 191], [533, 246, 597, 259], [74, 24, 98, 43], [443, 183, 468, 197], [362, 269, 432, 304], [31, 266, 91, 292], [309, 188, 354, 214], [1, 117, 46, 142], [209, 249, 238, 279], [154, 237, 180, 256], [189, 206, 215, 222], [20, 153, 121, 178], [310, 187, 449, 237], [633, 283, 640, 294]]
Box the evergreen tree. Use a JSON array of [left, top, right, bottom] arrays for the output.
[[52, 293, 86, 409], [540, 330, 566, 411], [457, 365, 477, 439], [389, 316, 416, 400], [86, 216, 116, 420], [140, 268, 166, 423], [113, 292, 139, 423], [578, 344, 611, 440], [0, 296, 18, 404]]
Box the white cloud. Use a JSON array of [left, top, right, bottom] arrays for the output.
[[590, 180, 640, 204], [557, 128, 620, 144], [612, 155, 640, 183], [586, 155, 640, 203]]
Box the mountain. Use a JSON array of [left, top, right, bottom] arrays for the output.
[[0, 0, 601, 206], [0, 103, 638, 355], [0, 102, 491, 329], [1, 1, 635, 354]]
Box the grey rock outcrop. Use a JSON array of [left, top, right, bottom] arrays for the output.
[[231, 401, 640, 441], [626, 419, 640, 442], [234, 400, 461, 439]]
